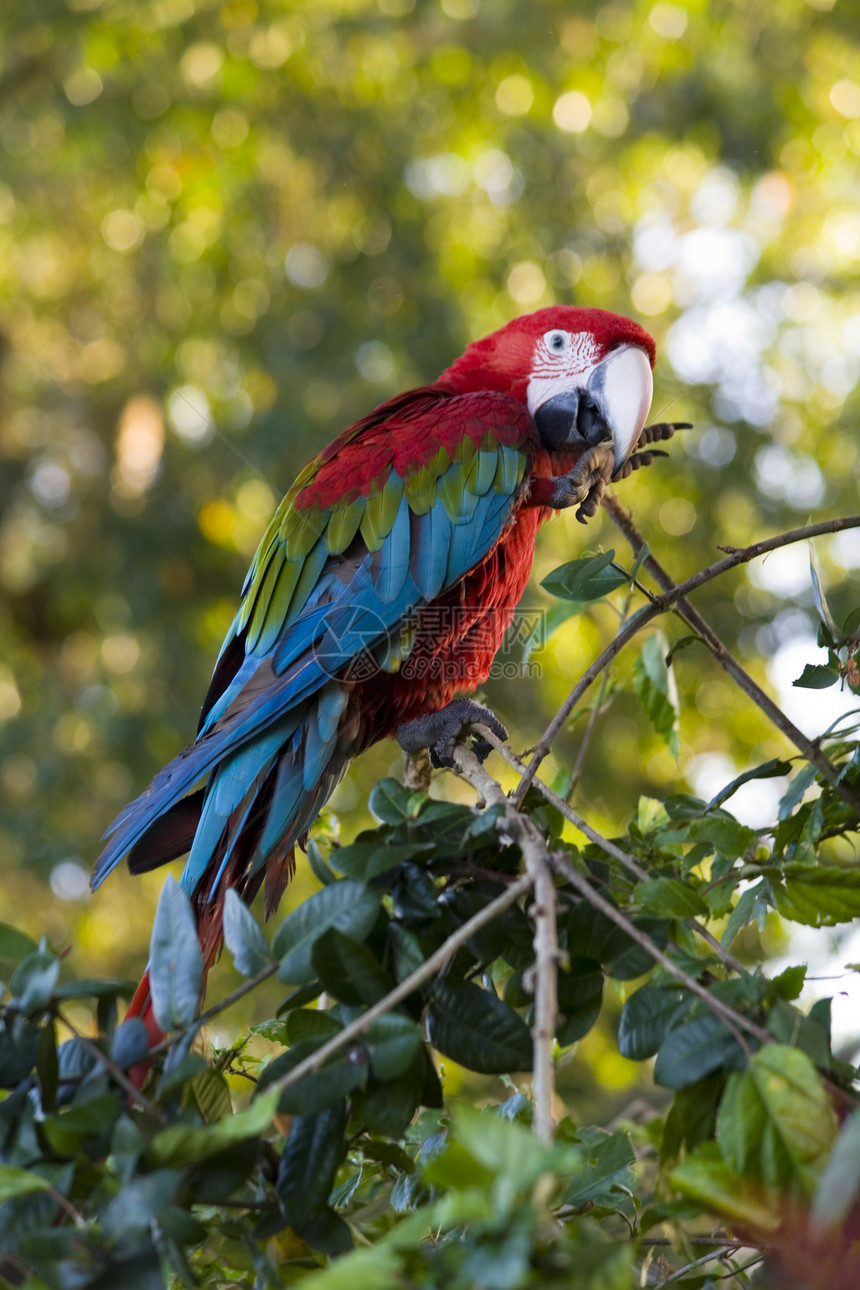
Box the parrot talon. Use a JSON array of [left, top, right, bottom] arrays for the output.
[[396, 698, 508, 769]]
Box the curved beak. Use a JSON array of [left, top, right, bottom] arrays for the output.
[[533, 345, 653, 474]]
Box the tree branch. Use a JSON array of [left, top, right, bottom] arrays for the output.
[[513, 508, 860, 814]]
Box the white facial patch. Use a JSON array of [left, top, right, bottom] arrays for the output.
[[526, 332, 601, 415]]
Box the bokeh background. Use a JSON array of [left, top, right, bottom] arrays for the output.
[[3, 0, 860, 1107]]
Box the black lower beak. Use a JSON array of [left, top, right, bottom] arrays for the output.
[[534, 388, 612, 451]]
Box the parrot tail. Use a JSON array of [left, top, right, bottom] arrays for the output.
[[124, 971, 163, 1089]]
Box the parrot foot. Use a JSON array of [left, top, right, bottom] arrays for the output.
[[396, 698, 508, 769], [541, 442, 616, 525]]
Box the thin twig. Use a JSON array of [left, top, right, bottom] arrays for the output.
[[513, 511, 860, 811], [56, 1007, 167, 1127], [652, 1248, 760, 1287], [269, 873, 534, 1101], [547, 851, 769, 1051], [603, 496, 860, 820]]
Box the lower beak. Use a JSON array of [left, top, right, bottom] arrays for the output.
[[533, 346, 653, 474]]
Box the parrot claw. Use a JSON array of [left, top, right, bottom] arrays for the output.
[[542, 442, 616, 523], [396, 698, 508, 769]]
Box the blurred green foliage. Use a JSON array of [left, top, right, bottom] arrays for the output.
[[2, 0, 860, 1043]]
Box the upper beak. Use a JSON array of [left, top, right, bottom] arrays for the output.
[[533, 345, 653, 474]]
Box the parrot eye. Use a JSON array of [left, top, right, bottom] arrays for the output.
[[545, 330, 568, 354]]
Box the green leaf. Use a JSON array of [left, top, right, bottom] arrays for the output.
[[541, 550, 627, 602], [634, 877, 707, 918], [329, 840, 432, 881], [766, 998, 830, 1069], [273, 880, 380, 983], [0, 924, 39, 966], [42, 1093, 118, 1155], [563, 1129, 635, 1208], [811, 1105, 860, 1232], [10, 951, 60, 1013], [367, 1013, 422, 1081], [427, 978, 533, 1074], [556, 959, 604, 1045], [0, 1164, 52, 1203], [294, 1246, 402, 1290], [368, 777, 415, 824], [707, 758, 792, 811], [451, 1105, 580, 1187], [793, 663, 839, 689], [148, 875, 204, 1031], [388, 923, 424, 982], [718, 1045, 837, 1197], [632, 632, 679, 759], [101, 1169, 182, 1238], [670, 1142, 781, 1231], [653, 1012, 747, 1089], [722, 880, 768, 947], [287, 1009, 341, 1044], [223, 888, 273, 977], [617, 986, 690, 1060], [148, 1086, 278, 1167], [772, 865, 860, 926]]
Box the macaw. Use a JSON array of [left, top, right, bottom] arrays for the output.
[[92, 306, 675, 1049]]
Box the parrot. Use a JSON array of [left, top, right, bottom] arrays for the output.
[[91, 305, 678, 1055]]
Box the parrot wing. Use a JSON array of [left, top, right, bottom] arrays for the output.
[[92, 387, 536, 893]]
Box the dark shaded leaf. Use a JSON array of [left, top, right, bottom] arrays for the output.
[[653, 1013, 747, 1089], [427, 978, 532, 1074], [367, 1013, 422, 1080], [329, 840, 432, 881], [101, 1169, 182, 1238], [793, 663, 839, 689], [277, 1053, 367, 1116], [311, 928, 393, 1005], [617, 985, 690, 1060], [111, 1018, 150, 1071], [556, 959, 603, 1045], [276, 1102, 347, 1234]]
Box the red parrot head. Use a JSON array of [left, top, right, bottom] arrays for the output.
[[439, 306, 656, 474]]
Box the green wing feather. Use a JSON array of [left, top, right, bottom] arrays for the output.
[[234, 406, 534, 660]]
